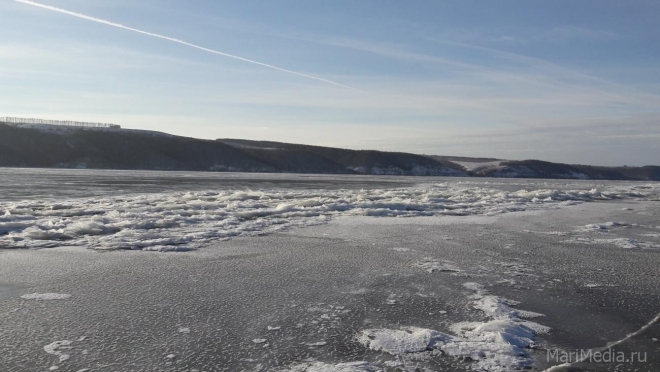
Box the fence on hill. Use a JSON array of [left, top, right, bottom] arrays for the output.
[[0, 116, 121, 129]]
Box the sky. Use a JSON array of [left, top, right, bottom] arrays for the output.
[[1, 0, 659, 166]]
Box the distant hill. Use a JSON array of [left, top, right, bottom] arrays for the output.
[[0, 122, 657, 180], [0, 123, 273, 172], [430, 155, 502, 163], [474, 160, 660, 181], [217, 139, 466, 176], [0, 123, 464, 176], [430, 156, 659, 181]]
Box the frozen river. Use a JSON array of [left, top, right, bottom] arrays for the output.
[[1, 168, 654, 201], [0, 168, 659, 371]]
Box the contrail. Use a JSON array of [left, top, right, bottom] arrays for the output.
[[14, 0, 355, 90]]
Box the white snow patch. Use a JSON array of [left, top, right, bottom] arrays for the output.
[[358, 327, 453, 354], [21, 293, 71, 301], [306, 341, 328, 347], [472, 294, 544, 320], [414, 258, 462, 273], [578, 221, 634, 232], [464, 282, 546, 322], [357, 282, 549, 371], [453, 161, 502, 172], [44, 340, 73, 362]]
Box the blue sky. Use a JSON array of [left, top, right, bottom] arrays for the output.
[[2, 0, 659, 166]]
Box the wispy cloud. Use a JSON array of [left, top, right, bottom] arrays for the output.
[[435, 26, 619, 46], [14, 0, 356, 90], [0, 42, 206, 70], [293, 34, 660, 114], [306, 36, 485, 71]]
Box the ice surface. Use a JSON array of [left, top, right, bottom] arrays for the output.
[[566, 237, 660, 249], [2, 193, 659, 371], [21, 293, 71, 300], [2, 182, 657, 250], [282, 361, 380, 372]]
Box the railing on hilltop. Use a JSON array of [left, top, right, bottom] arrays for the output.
[[0, 116, 121, 129]]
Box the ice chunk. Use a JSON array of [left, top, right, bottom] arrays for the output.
[[2, 183, 658, 250]]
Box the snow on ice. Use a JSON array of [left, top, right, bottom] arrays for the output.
[[357, 282, 550, 371], [21, 293, 71, 301]]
